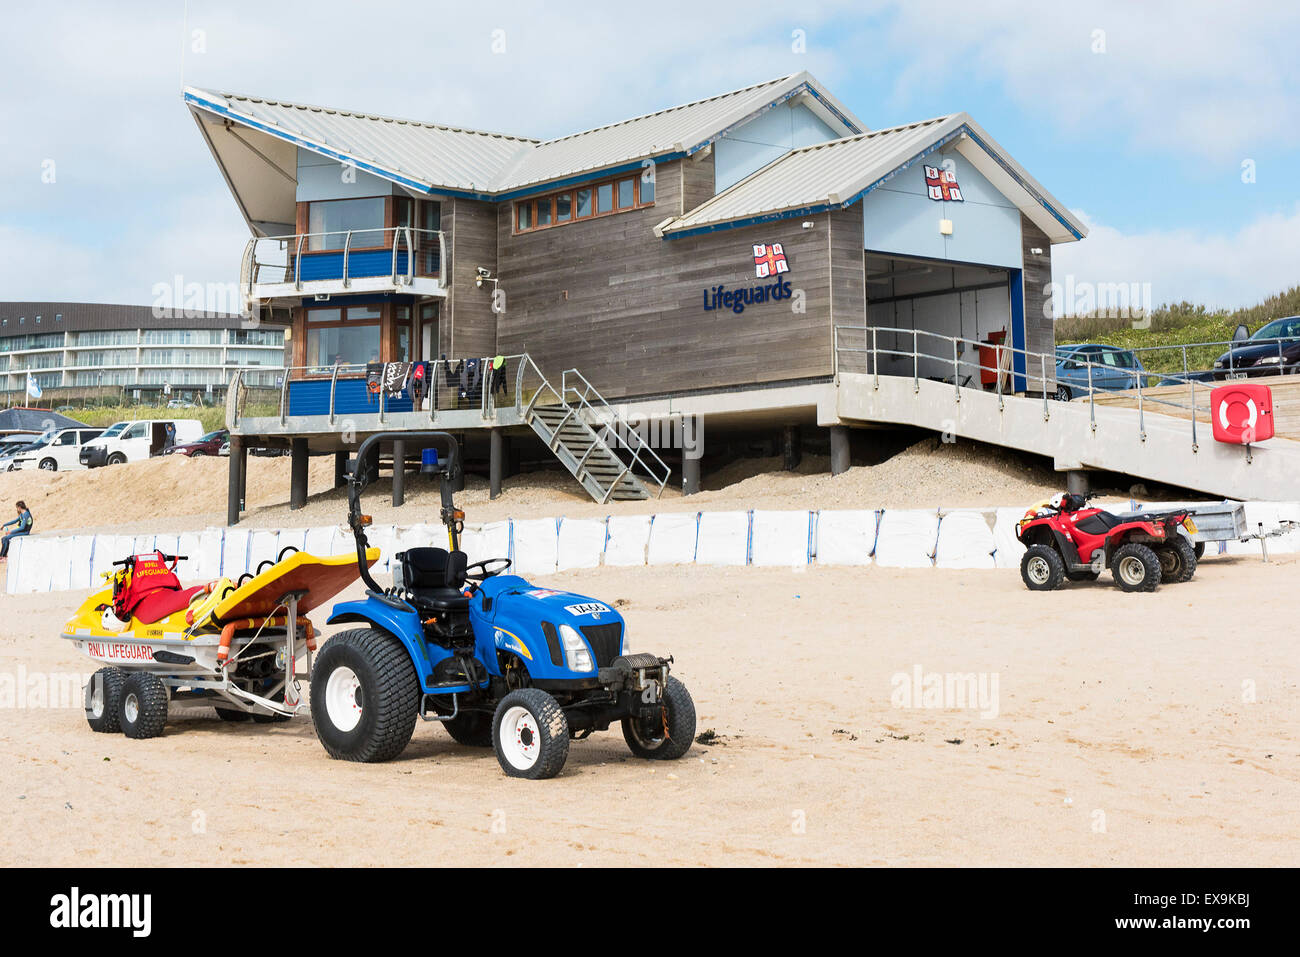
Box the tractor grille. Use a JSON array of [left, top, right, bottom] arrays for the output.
[[580, 623, 623, 668]]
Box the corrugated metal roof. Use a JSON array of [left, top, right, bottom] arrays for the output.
[[185, 71, 866, 196], [660, 113, 1088, 242], [184, 88, 538, 193], [491, 72, 864, 193]]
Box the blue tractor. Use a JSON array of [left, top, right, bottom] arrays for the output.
[[311, 431, 696, 779]]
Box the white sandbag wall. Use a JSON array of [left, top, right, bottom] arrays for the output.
[[6, 501, 1297, 595]]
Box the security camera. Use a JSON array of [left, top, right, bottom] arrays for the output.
[[476, 267, 492, 278]]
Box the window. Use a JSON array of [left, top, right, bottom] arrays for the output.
[[307, 197, 386, 250], [513, 172, 655, 234], [640, 172, 655, 203], [304, 303, 384, 370], [123, 423, 147, 440]]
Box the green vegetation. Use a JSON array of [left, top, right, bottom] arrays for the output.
[[1055, 285, 1300, 375], [68, 405, 230, 432]]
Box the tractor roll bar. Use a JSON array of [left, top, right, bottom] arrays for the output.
[[347, 431, 461, 593]]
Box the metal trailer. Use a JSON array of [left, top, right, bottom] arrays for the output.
[[66, 589, 312, 726]]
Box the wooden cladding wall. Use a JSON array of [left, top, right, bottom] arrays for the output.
[[1020, 214, 1054, 391], [442, 196, 499, 360], [494, 156, 836, 400]]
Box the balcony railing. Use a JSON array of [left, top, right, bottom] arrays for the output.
[[240, 227, 446, 304]]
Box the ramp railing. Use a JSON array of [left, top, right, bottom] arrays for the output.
[[834, 325, 1214, 452]]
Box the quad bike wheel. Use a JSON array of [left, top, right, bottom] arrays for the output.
[[443, 710, 494, 747], [623, 676, 696, 760], [119, 672, 169, 739], [1157, 538, 1197, 583], [1193, 541, 1206, 560], [85, 667, 125, 733], [1111, 543, 1161, 592], [492, 689, 569, 779], [311, 628, 420, 762], [1020, 545, 1066, 590]]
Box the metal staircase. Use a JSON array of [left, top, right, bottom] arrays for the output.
[[516, 359, 670, 504]]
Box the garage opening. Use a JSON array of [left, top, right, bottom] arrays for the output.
[[865, 253, 1022, 389]]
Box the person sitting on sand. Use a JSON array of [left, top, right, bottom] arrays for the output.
[[0, 501, 33, 560]]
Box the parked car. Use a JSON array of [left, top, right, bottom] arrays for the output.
[[79, 419, 205, 467], [166, 399, 198, 409], [1212, 316, 1300, 380], [12, 428, 105, 471], [218, 440, 230, 457], [0, 432, 51, 471], [163, 428, 229, 457], [1053, 344, 1147, 401]]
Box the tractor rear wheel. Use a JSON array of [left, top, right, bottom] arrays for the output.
[[492, 689, 569, 779], [85, 667, 125, 733], [1020, 545, 1066, 590], [623, 676, 696, 760], [311, 628, 420, 762], [1157, 538, 1197, 583], [1112, 543, 1161, 592]]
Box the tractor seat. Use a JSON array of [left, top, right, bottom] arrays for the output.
[[396, 547, 471, 612]]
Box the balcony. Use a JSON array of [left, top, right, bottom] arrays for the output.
[[240, 227, 446, 307]]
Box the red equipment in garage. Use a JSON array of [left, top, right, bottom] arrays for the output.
[[978, 330, 1007, 388], [1211, 382, 1274, 444]]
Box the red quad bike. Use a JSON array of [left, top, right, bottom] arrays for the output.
[[1016, 493, 1199, 592]]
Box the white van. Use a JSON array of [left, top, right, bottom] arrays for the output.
[[12, 427, 106, 472], [79, 419, 205, 468]]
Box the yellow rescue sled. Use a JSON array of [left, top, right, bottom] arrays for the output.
[[62, 546, 378, 738]]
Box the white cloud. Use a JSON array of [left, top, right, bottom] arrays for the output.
[[1052, 204, 1300, 314], [867, 0, 1300, 161]]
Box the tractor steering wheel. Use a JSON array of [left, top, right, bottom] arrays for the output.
[[464, 557, 512, 582]]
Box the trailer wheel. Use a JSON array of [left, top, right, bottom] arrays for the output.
[[214, 707, 250, 722], [1112, 543, 1161, 592], [310, 628, 419, 762], [85, 667, 125, 733], [444, 711, 493, 747], [492, 689, 569, 779], [119, 673, 168, 739], [1158, 538, 1197, 583], [623, 676, 696, 760], [1021, 545, 1065, 590]]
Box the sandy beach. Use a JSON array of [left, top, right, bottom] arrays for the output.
[[2, 556, 1294, 867]]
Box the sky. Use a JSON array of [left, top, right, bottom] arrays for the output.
[[1, 0, 1298, 314]]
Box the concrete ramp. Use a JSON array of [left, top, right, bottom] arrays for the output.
[[835, 373, 1300, 501]]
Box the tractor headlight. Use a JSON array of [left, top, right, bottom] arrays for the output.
[[558, 624, 593, 672]]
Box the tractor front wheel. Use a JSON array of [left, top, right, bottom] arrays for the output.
[[492, 689, 569, 779], [311, 628, 420, 762], [1112, 543, 1162, 592], [1021, 545, 1066, 590], [444, 710, 494, 747], [623, 676, 696, 760]]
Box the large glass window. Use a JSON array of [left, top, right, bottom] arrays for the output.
[[595, 182, 613, 214], [304, 304, 384, 371], [617, 178, 634, 208], [308, 197, 386, 250]]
